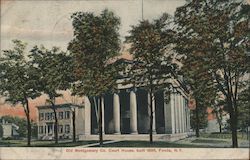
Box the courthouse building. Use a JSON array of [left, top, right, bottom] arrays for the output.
[[79, 59, 191, 141]]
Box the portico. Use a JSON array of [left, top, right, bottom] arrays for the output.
[[80, 85, 191, 141]]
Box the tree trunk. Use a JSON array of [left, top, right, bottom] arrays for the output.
[[72, 108, 76, 143], [219, 111, 222, 133], [230, 113, 238, 148], [219, 124, 222, 133], [227, 95, 238, 148], [52, 104, 58, 144], [149, 92, 153, 144], [195, 99, 200, 137], [98, 96, 103, 147], [27, 113, 31, 146], [24, 97, 31, 146], [247, 127, 249, 140]]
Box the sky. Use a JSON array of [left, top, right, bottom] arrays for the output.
[[0, 0, 186, 120], [1, 0, 186, 50]]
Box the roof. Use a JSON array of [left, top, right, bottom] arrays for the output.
[[36, 103, 83, 110]]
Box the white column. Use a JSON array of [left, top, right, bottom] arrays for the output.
[[183, 98, 187, 132], [52, 123, 55, 137], [84, 96, 91, 135], [113, 93, 121, 134], [174, 93, 179, 133], [164, 92, 175, 134], [130, 89, 138, 134], [101, 96, 105, 134], [182, 96, 185, 133], [188, 109, 191, 132], [179, 94, 184, 133], [45, 124, 48, 136], [148, 93, 156, 134], [178, 94, 182, 133], [38, 125, 40, 137]]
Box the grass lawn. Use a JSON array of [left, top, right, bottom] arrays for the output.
[[93, 141, 211, 148], [0, 139, 99, 147], [200, 132, 249, 140], [191, 139, 228, 144]]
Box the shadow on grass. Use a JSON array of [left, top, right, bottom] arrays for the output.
[[200, 132, 249, 140], [90, 141, 213, 148], [0, 140, 99, 147]]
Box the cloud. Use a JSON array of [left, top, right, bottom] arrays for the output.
[[1, 25, 73, 41]]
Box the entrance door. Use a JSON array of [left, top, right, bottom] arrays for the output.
[[121, 117, 130, 134]]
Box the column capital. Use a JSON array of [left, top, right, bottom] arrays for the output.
[[127, 87, 137, 93], [113, 90, 121, 94]]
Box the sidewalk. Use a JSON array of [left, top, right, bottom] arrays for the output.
[[75, 140, 122, 147], [175, 137, 250, 148]]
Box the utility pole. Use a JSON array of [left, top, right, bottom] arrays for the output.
[[142, 0, 144, 20]]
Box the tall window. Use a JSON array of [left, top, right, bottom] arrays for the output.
[[51, 113, 55, 120], [45, 113, 49, 120], [59, 112, 64, 119], [49, 113, 54, 120], [39, 126, 43, 134], [65, 111, 70, 119], [65, 125, 70, 133], [48, 124, 53, 134], [39, 113, 44, 121], [58, 125, 63, 134]]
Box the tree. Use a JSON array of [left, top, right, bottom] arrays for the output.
[[175, 47, 216, 137], [190, 104, 207, 134], [125, 14, 179, 143], [29, 46, 73, 144], [0, 40, 40, 146], [0, 115, 37, 138], [71, 107, 76, 143], [0, 124, 3, 138], [238, 80, 250, 133], [212, 98, 226, 133], [174, 0, 249, 147], [68, 9, 121, 146]]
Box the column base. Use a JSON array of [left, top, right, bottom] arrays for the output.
[[165, 128, 176, 134], [152, 130, 157, 134], [130, 131, 138, 134], [113, 132, 121, 135]]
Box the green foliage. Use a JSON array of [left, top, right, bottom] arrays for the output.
[[68, 9, 121, 97], [29, 46, 73, 100], [31, 123, 38, 138], [238, 80, 250, 129], [0, 40, 40, 145], [174, 0, 249, 147], [125, 13, 180, 143], [68, 9, 122, 146], [175, 0, 249, 105], [125, 13, 178, 94], [1, 116, 27, 137], [29, 45, 72, 144], [0, 116, 37, 137], [0, 40, 40, 105], [190, 107, 208, 130]]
